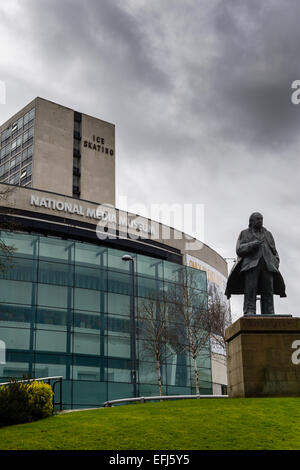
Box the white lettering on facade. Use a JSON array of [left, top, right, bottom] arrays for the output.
[[86, 207, 96, 218], [30, 195, 84, 216], [29, 195, 156, 236]]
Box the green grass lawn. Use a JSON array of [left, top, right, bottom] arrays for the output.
[[0, 398, 300, 450]]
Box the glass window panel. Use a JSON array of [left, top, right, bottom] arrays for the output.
[[107, 314, 130, 336], [24, 111, 29, 124], [107, 382, 133, 400], [190, 367, 212, 385], [39, 261, 73, 286], [136, 255, 163, 279], [186, 266, 207, 291], [136, 339, 185, 367], [74, 120, 81, 133], [73, 139, 80, 151], [107, 357, 131, 383], [107, 248, 136, 272], [0, 232, 38, 258], [75, 243, 107, 268], [33, 358, 67, 379], [73, 332, 103, 355], [25, 163, 32, 176], [107, 270, 130, 295], [74, 311, 104, 332], [36, 307, 69, 330], [0, 280, 33, 305], [73, 355, 106, 368], [137, 299, 178, 326], [166, 385, 191, 395], [0, 304, 33, 325], [74, 288, 105, 312], [138, 383, 167, 396], [0, 326, 31, 350], [22, 145, 33, 162], [75, 265, 106, 290], [107, 367, 131, 383], [138, 361, 166, 385], [172, 364, 191, 387], [35, 329, 67, 352], [34, 352, 69, 365], [72, 381, 107, 406], [107, 293, 130, 317], [107, 336, 130, 359], [37, 284, 71, 309], [9, 173, 19, 185], [136, 339, 154, 362], [196, 350, 211, 369], [136, 339, 169, 363], [39, 237, 74, 263], [166, 358, 181, 386], [1, 359, 33, 379], [0, 257, 37, 282], [72, 365, 101, 381], [137, 276, 163, 298], [163, 261, 184, 283]]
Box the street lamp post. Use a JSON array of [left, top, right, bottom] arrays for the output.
[[122, 255, 137, 398]]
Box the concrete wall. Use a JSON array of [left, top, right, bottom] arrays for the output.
[[80, 113, 115, 205], [211, 353, 227, 394], [34, 98, 74, 196]]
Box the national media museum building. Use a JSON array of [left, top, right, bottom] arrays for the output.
[[0, 98, 228, 408]]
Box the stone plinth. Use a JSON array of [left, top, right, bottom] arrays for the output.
[[225, 315, 300, 398]]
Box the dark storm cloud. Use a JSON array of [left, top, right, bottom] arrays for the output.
[[186, 0, 300, 151], [25, 0, 170, 93]]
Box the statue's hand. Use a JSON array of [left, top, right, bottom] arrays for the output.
[[251, 240, 262, 250]]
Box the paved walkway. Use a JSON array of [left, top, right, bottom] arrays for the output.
[[57, 407, 102, 414]]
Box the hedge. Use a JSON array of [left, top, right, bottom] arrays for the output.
[[0, 379, 54, 426]]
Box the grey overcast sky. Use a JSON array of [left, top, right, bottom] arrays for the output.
[[0, 0, 299, 318]]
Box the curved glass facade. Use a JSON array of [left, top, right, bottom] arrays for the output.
[[0, 231, 211, 408]]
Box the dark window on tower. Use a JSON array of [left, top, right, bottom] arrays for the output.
[[73, 111, 82, 199]]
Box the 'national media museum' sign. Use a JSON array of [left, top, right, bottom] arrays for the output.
[[30, 194, 156, 237]]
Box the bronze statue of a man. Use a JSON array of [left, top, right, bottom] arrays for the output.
[[225, 212, 286, 315]]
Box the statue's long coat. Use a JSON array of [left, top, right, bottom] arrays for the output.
[[225, 227, 286, 299]]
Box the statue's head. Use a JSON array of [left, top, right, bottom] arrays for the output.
[[249, 212, 263, 230]]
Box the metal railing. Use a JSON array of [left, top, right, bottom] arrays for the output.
[[102, 393, 228, 407], [0, 376, 63, 412]]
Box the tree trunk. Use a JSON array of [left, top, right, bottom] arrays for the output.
[[156, 359, 163, 396], [193, 353, 200, 395]]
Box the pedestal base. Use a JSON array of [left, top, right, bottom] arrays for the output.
[[225, 315, 300, 397]]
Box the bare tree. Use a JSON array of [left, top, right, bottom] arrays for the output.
[[137, 267, 232, 397], [166, 268, 211, 395], [207, 283, 232, 355], [137, 291, 175, 396]]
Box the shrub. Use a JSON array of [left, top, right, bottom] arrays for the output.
[[0, 379, 54, 426], [27, 381, 54, 421]]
